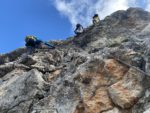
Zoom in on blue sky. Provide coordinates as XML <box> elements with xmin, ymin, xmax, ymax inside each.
<box><xmin>0</xmin><ymin>0</ymin><xmax>149</xmax><ymax>53</ymax></box>
<box><xmin>0</xmin><ymin>0</ymin><xmax>72</xmax><ymax>53</ymax></box>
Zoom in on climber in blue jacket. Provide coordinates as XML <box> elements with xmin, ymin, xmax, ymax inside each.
<box><xmin>25</xmin><ymin>36</ymin><xmax>55</xmax><ymax>49</ymax></box>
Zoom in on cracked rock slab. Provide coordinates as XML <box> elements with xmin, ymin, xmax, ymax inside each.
<box><xmin>108</xmin><ymin>68</ymin><xmax>145</xmax><ymax>109</ymax></box>
<box><xmin>0</xmin><ymin>69</ymin><xmax>46</xmax><ymax>113</ymax></box>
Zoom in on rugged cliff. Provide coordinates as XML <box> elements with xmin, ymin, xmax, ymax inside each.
<box><xmin>0</xmin><ymin>7</ymin><xmax>150</xmax><ymax>113</ymax></box>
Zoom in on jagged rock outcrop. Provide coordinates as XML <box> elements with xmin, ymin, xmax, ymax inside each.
<box><xmin>0</xmin><ymin>7</ymin><xmax>150</xmax><ymax>113</ymax></box>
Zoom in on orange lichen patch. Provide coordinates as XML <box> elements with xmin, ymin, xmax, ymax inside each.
<box><xmin>108</xmin><ymin>81</ymin><xmax>140</xmax><ymax>109</ymax></box>
<box><xmin>74</xmin><ymin>59</ymin><xmax>135</xmax><ymax>113</ymax></box>
<box><xmin>80</xmin><ymin>72</ymin><xmax>110</xmax><ymax>87</ymax></box>
<box><xmin>82</xmin><ymin>88</ymin><xmax>113</xmax><ymax>113</ymax></box>
<box><xmin>104</xmin><ymin>59</ymin><xmax>129</xmax><ymax>80</ymax></box>
<box><xmin>77</xmin><ymin>59</ymin><xmax>130</xmax><ymax>88</ymax></box>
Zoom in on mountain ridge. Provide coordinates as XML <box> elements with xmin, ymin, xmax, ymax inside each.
<box><xmin>0</xmin><ymin>7</ymin><xmax>150</xmax><ymax>113</ymax></box>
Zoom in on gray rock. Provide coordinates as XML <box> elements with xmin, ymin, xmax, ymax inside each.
<box><xmin>1</xmin><ymin>7</ymin><xmax>150</xmax><ymax>113</ymax></box>
<box><xmin>0</xmin><ymin>69</ymin><xmax>46</xmax><ymax>113</ymax></box>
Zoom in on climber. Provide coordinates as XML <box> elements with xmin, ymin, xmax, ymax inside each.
<box><xmin>25</xmin><ymin>36</ymin><xmax>55</xmax><ymax>49</ymax></box>
<box><xmin>93</xmin><ymin>14</ymin><xmax>100</xmax><ymax>25</ymax></box>
<box><xmin>74</xmin><ymin>24</ymin><xmax>84</xmax><ymax>35</ymax></box>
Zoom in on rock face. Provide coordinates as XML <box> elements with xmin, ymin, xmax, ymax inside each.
<box><xmin>108</xmin><ymin>68</ymin><xmax>144</xmax><ymax>109</ymax></box>
<box><xmin>0</xmin><ymin>7</ymin><xmax>150</xmax><ymax>113</ymax></box>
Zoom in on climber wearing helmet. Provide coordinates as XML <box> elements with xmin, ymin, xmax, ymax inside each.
<box><xmin>93</xmin><ymin>14</ymin><xmax>100</xmax><ymax>25</ymax></box>
<box><xmin>74</xmin><ymin>24</ymin><xmax>84</xmax><ymax>35</ymax></box>
<box><xmin>25</xmin><ymin>35</ymin><xmax>55</xmax><ymax>49</ymax></box>
<box><xmin>25</xmin><ymin>36</ymin><xmax>41</xmax><ymax>48</ymax></box>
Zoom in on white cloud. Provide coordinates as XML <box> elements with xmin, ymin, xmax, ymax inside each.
<box><xmin>52</xmin><ymin>0</ymin><xmax>147</xmax><ymax>28</ymax></box>
<box><xmin>146</xmin><ymin>0</ymin><xmax>150</xmax><ymax>11</ymax></box>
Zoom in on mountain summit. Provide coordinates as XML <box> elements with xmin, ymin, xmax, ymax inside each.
<box><xmin>0</xmin><ymin>7</ymin><xmax>150</xmax><ymax>113</ymax></box>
